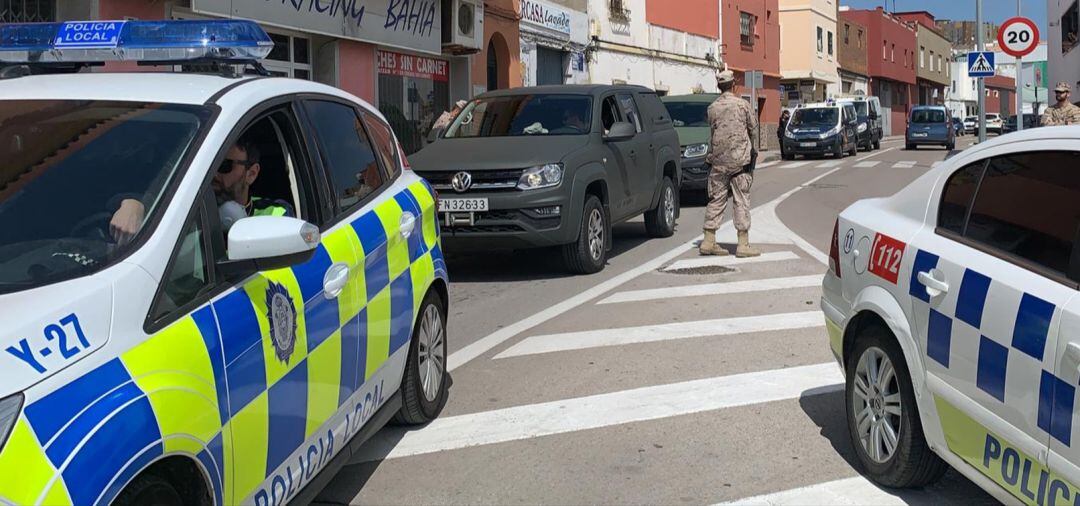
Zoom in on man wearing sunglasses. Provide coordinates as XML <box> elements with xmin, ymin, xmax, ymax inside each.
<box><xmin>109</xmin><ymin>139</ymin><xmax>293</xmax><ymax>244</ymax></box>
<box><xmin>1040</xmin><ymin>82</ymin><xmax>1080</xmax><ymax>126</ymax></box>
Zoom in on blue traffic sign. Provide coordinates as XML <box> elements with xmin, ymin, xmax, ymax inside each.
<box><xmin>967</xmin><ymin>51</ymin><xmax>996</xmax><ymax>78</ymax></box>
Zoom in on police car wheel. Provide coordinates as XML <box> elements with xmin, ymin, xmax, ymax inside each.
<box><xmin>394</xmin><ymin>290</ymin><xmax>448</xmax><ymax>425</ymax></box>
<box><xmin>562</xmin><ymin>195</ymin><xmax>607</xmax><ymax>274</ymax></box>
<box><xmin>114</xmin><ymin>473</ymin><xmax>184</xmax><ymax>506</ymax></box>
<box><xmin>845</xmin><ymin>326</ymin><xmax>948</xmax><ymax>488</ymax></box>
<box><xmin>645</xmin><ymin>177</ymin><xmax>677</xmax><ymax>238</ymax></box>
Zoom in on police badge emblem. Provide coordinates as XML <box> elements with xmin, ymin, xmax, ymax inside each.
<box><xmin>265</xmin><ymin>281</ymin><xmax>297</xmax><ymax>364</ymax></box>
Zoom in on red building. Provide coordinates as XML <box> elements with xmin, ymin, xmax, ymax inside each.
<box><xmin>841</xmin><ymin>8</ymin><xmax>918</xmax><ymax>136</ymax></box>
<box><xmin>720</xmin><ymin>0</ymin><xmax>782</xmax><ymax>149</ymax></box>
<box><xmin>985</xmin><ymin>75</ymin><xmax>1017</xmax><ymax>117</ymax></box>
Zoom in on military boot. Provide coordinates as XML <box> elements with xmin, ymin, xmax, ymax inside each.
<box><xmin>699</xmin><ymin>229</ymin><xmax>729</xmax><ymax>256</ymax></box>
<box><xmin>736</xmin><ymin>230</ymin><xmax>761</xmax><ymax>258</ymax></box>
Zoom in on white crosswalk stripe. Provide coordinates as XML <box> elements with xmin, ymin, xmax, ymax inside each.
<box><xmin>352</xmin><ymin>363</ymin><xmax>843</xmax><ymax>462</ymax></box>
<box><xmin>853</xmin><ymin>161</ymin><xmax>880</xmax><ymax>168</ymax></box>
<box><xmin>717</xmin><ymin>476</ymin><xmax>944</xmax><ymax>505</ymax></box>
<box><xmin>598</xmin><ymin>274</ymin><xmax>824</xmax><ymax>304</ymax></box>
<box><xmin>662</xmin><ymin>251</ymin><xmax>800</xmax><ymax>272</ymax></box>
<box><xmin>816</xmin><ymin>159</ymin><xmax>843</xmax><ymax>168</ymax></box>
<box><xmin>780</xmin><ymin>161</ymin><xmax>811</xmax><ymax>168</ymax></box>
<box><xmin>892</xmin><ymin>161</ymin><xmax>917</xmax><ymax>168</ymax></box>
<box><xmin>494</xmin><ymin>311</ymin><xmax>824</xmax><ymax>358</ymax></box>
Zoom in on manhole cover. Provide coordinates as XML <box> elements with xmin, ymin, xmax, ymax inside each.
<box><xmin>661</xmin><ymin>265</ymin><xmax>737</xmax><ymax>275</ymax></box>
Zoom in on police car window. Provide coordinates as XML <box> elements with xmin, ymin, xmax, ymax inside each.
<box><xmin>938</xmin><ymin>162</ymin><xmax>986</xmax><ymax>235</ymax></box>
<box><xmin>965</xmin><ymin>152</ymin><xmax>1080</xmax><ymax>278</ymax></box>
<box><xmin>362</xmin><ymin>113</ymin><xmax>402</xmax><ymax>180</ymax></box>
<box><xmin>0</xmin><ymin>100</ymin><xmax>210</xmax><ymax>295</ymax></box>
<box><xmin>304</xmin><ymin>100</ymin><xmax>385</xmax><ymax>214</ymax></box>
<box><xmin>151</xmin><ymin>211</ymin><xmax>209</xmax><ymax>322</ymax></box>
<box><xmin>617</xmin><ymin>93</ymin><xmax>642</xmax><ymax>133</ymax></box>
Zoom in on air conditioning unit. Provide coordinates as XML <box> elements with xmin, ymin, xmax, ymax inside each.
<box><xmin>443</xmin><ymin>0</ymin><xmax>483</xmax><ymax>55</ymax></box>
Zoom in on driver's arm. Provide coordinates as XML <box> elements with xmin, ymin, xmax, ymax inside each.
<box><xmin>110</xmin><ymin>198</ymin><xmax>145</xmax><ymax>245</ymax></box>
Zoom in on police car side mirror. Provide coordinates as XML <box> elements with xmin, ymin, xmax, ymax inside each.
<box><xmin>219</xmin><ymin>216</ymin><xmax>320</xmax><ymax>276</ymax></box>
<box><xmin>604</xmin><ymin>121</ymin><xmax>636</xmax><ymax>142</ymax></box>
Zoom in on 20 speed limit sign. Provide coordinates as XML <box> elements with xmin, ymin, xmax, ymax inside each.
<box><xmin>998</xmin><ymin>17</ymin><xmax>1040</xmax><ymax>58</ymax></box>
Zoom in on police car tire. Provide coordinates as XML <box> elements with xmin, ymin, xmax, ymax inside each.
<box><xmin>394</xmin><ymin>290</ymin><xmax>448</xmax><ymax>425</ymax></box>
<box><xmin>645</xmin><ymin>177</ymin><xmax>677</xmax><ymax>238</ymax></box>
<box><xmin>845</xmin><ymin>326</ymin><xmax>949</xmax><ymax>488</ymax></box>
<box><xmin>562</xmin><ymin>195</ymin><xmax>607</xmax><ymax>274</ymax></box>
<box><xmin>114</xmin><ymin>473</ymin><xmax>184</xmax><ymax>506</ymax></box>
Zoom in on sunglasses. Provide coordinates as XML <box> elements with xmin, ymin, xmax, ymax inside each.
<box><xmin>217</xmin><ymin>158</ymin><xmax>255</xmax><ymax>174</ymax></box>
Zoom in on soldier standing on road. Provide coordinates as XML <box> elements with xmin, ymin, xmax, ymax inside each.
<box><xmin>1041</xmin><ymin>82</ymin><xmax>1080</xmax><ymax>126</ymax></box>
<box><xmin>699</xmin><ymin>66</ymin><xmax>761</xmax><ymax>258</ymax></box>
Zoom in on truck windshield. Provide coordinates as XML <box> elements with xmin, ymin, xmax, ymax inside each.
<box><xmin>791</xmin><ymin>108</ymin><xmax>838</xmax><ymax>126</ymax></box>
<box><xmin>664</xmin><ymin>102</ymin><xmax>710</xmax><ymax>127</ymax></box>
<box><xmin>912</xmin><ymin>109</ymin><xmax>947</xmax><ymax>123</ymax></box>
<box><xmin>851</xmin><ymin>102</ymin><xmax>868</xmax><ymax>116</ymax></box>
<box><xmin>0</xmin><ymin>100</ymin><xmax>211</xmax><ymax>294</ymax></box>
<box><xmin>445</xmin><ymin>94</ymin><xmax>593</xmax><ymax>137</ymax></box>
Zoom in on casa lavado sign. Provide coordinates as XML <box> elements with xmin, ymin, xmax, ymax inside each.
<box><xmin>520</xmin><ymin>0</ymin><xmax>572</xmax><ymax>35</ymax></box>
<box><xmin>191</xmin><ymin>0</ymin><xmax>442</xmax><ymax>55</ymax></box>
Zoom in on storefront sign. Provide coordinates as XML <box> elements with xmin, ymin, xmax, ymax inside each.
<box><xmin>520</xmin><ymin>0</ymin><xmax>572</xmax><ymax>36</ymax></box>
<box><xmin>377</xmin><ymin>50</ymin><xmax>448</xmax><ymax>81</ymax></box>
<box><xmin>192</xmin><ymin>0</ymin><xmax>442</xmax><ymax>55</ymax></box>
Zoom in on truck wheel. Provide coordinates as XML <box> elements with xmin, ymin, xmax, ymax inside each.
<box><xmin>781</xmin><ymin>151</ymin><xmax>794</xmax><ymax>161</ymax></box>
<box><xmin>644</xmin><ymin>177</ymin><xmax>677</xmax><ymax>238</ymax></box>
<box><xmin>845</xmin><ymin>325</ymin><xmax>948</xmax><ymax>488</ymax></box>
<box><xmin>562</xmin><ymin>195</ymin><xmax>607</xmax><ymax>274</ymax></box>
<box><xmin>115</xmin><ymin>474</ymin><xmax>183</xmax><ymax>506</ymax></box>
<box><xmin>873</xmin><ymin>136</ymin><xmax>881</xmax><ymax>150</ymax></box>
<box><xmin>394</xmin><ymin>290</ymin><xmax>448</xmax><ymax>425</ymax></box>
<box><xmin>849</xmin><ymin>141</ymin><xmax>858</xmax><ymax>157</ymax></box>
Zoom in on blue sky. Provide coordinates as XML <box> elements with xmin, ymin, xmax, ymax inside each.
<box><xmin>840</xmin><ymin>1</ymin><xmax>1048</xmax><ymax>30</ymax></box>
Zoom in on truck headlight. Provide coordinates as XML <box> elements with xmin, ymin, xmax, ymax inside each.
<box><xmin>0</xmin><ymin>393</ymin><xmax>22</xmax><ymax>452</ymax></box>
<box><xmin>819</xmin><ymin>126</ymin><xmax>841</xmax><ymax>140</ymax></box>
<box><xmin>784</xmin><ymin>129</ymin><xmax>796</xmax><ymax>139</ymax></box>
<box><xmin>857</xmin><ymin>123</ymin><xmax>868</xmax><ymax>133</ymax></box>
<box><xmin>682</xmin><ymin>143</ymin><xmax>708</xmax><ymax>158</ymax></box>
<box><xmin>517</xmin><ymin>163</ymin><xmax>564</xmax><ymax>190</ymax></box>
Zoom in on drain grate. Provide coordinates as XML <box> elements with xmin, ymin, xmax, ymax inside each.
<box><xmin>660</xmin><ymin>265</ymin><xmax>737</xmax><ymax>275</ymax></box>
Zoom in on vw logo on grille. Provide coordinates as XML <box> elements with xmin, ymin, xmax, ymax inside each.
<box><xmin>451</xmin><ymin>171</ymin><xmax>473</xmax><ymax>192</ymax></box>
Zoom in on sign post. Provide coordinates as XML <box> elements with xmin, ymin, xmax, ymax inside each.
<box><xmin>998</xmin><ymin>16</ymin><xmax>1040</xmax><ymax>131</ymax></box>
<box><xmin>976</xmin><ymin>0</ymin><xmax>985</xmax><ymax>142</ymax></box>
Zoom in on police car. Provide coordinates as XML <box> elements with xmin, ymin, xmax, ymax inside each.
<box><xmin>0</xmin><ymin>20</ymin><xmax>449</xmax><ymax>506</ymax></box>
<box><xmin>822</xmin><ymin>126</ymin><xmax>1080</xmax><ymax>504</ymax></box>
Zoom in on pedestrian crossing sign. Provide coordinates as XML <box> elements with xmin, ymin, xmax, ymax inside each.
<box><xmin>967</xmin><ymin>51</ymin><xmax>996</xmax><ymax>78</ymax></box>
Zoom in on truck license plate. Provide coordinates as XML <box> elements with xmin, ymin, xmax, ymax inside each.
<box><xmin>800</xmin><ymin>142</ymin><xmax>816</xmax><ymax>147</ymax></box>
<box><xmin>438</xmin><ymin>198</ymin><xmax>489</xmax><ymax>212</ymax></box>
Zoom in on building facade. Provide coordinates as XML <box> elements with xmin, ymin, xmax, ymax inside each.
<box><xmin>474</xmin><ymin>0</ymin><xmax>523</xmax><ymax>95</ymax></box>
<box><xmin>1050</xmin><ymin>0</ymin><xmax>1080</xmax><ymax>101</ymax></box>
<box><xmin>778</xmin><ymin>0</ymin><xmax>840</xmax><ymax>106</ymax></box>
<box><xmin>935</xmin><ymin>19</ymin><xmax>1000</xmax><ymax>52</ymax></box>
<box><xmin>587</xmin><ymin>0</ymin><xmax>720</xmax><ymax>95</ymax></box>
<box><xmin>842</xmin><ymin>7</ymin><xmax>917</xmax><ymax>136</ymax></box>
<box><xmin>837</xmin><ymin>16</ymin><xmax>870</xmax><ymax>96</ymax></box>
<box><xmin>519</xmin><ymin>0</ymin><xmax>589</xmax><ymax>86</ymax></box>
<box><xmin>720</xmin><ymin>0</ymin><xmax>782</xmax><ymax>149</ymax></box>
<box><xmin>895</xmin><ymin>11</ymin><xmax>950</xmax><ymax>106</ymax></box>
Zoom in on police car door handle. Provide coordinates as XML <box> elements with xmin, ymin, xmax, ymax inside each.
<box><xmin>400</xmin><ymin>212</ymin><xmax>416</xmax><ymax>239</ymax></box>
<box><xmin>323</xmin><ymin>263</ymin><xmax>350</xmax><ymax>299</ymax></box>
<box><xmin>917</xmin><ymin>270</ymin><xmax>949</xmax><ymax>297</ymax></box>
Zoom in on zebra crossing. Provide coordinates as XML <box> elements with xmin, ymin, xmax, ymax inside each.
<box><xmin>775</xmin><ymin>158</ymin><xmax>936</xmax><ymax>169</ymax></box>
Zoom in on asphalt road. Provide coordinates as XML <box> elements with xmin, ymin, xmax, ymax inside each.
<box><xmin>312</xmin><ymin>134</ymin><xmax>1002</xmax><ymax>505</ymax></box>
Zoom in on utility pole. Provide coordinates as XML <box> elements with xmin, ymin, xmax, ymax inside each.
<box><xmin>1016</xmin><ymin>0</ymin><xmax>1024</xmax><ymax>132</ymax></box>
<box><xmin>977</xmin><ymin>0</ymin><xmax>987</xmax><ymax>142</ymax></box>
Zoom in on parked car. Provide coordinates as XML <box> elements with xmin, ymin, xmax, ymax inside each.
<box><xmin>411</xmin><ymin>85</ymin><xmax>682</xmax><ymax>274</ymax></box>
<box><xmin>906</xmin><ymin>105</ymin><xmax>955</xmax><ymax>150</ymax></box>
<box><xmin>951</xmin><ymin>117</ymin><xmax>964</xmax><ymax>136</ymax></box>
<box><xmin>836</xmin><ymin>96</ymin><xmax>883</xmax><ymax>150</ymax></box>
<box><xmin>661</xmin><ymin>93</ymin><xmax>717</xmax><ymax>192</ymax></box>
<box><xmin>781</xmin><ymin>102</ymin><xmax>860</xmax><ymax>160</ymax></box>
<box><xmin>986</xmin><ymin>113</ymin><xmax>1003</xmax><ymax>134</ymax></box>
<box><xmin>963</xmin><ymin>116</ymin><xmax>977</xmax><ymax>134</ymax></box>
<box><xmin>1002</xmin><ymin>113</ymin><xmax>1040</xmax><ymax>134</ymax></box>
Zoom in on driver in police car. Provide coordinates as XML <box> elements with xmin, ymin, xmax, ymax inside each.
<box><xmin>109</xmin><ymin>138</ymin><xmax>293</xmax><ymax>244</ymax></box>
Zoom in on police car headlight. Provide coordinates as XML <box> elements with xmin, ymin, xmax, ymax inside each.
<box><xmin>517</xmin><ymin>163</ymin><xmax>564</xmax><ymax>190</ymax></box>
<box><xmin>0</xmin><ymin>393</ymin><xmax>22</xmax><ymax>451</ymax></box>
<box><xmin>682</xmin><ymin>143</ymin><xmax>708</xmax><ymax>158</ymax></box>
<box><xmin>819</xmin><ymin>126</ymin><xmax>842</xmax><ymax>139</ymax></box>
<box><xmin>857</xmin><ymin>123</ymin><xmax>868</xmax><ymax>133</ymax></box>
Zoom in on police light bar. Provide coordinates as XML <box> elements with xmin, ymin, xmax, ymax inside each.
<box><xmin>0</xmin><ymin>19</ymin><xmax>273</xmax><ymax>65</ymax></box>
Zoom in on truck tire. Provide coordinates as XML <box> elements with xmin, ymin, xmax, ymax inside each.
<box><xmin>562</xmin><ymin>195</ymin><xmax>607</xmax><ymax>274</ymax></box>
<box><xmin>644</xmin><ymin>176</ymin><xmax>677</xmax><ymax>238</ymax></box>
<box><xmin>845</xmin><ymin>325</ymin><xmax>949</xmax><ymax>488</ymax></box>
<box><xmin>394</xmin><ymin>290</ymin><xmax>448</xmax><ymax>425</ymax></box>
<box><xmin>873</xmin><ymin>135</ymin><xmax>881</xmax><ymax>150</ymax></box>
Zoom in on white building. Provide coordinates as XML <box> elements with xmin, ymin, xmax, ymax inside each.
<box><xmin>1049</xmin><ymin>0</ymin><xmax>1080</xmax><ymax>102</ymax></box>
<box><xmin>586</xmin><ymin>0</ymin><xmax>720</xmax><ymax>95</ymax></box>
<box><xmin>520</xmin><ymin>0</ymin><xmax>591</xmax><ymax>86</ymax></box>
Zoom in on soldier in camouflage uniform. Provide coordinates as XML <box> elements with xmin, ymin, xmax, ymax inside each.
<box><xmin>1041</xmin><ymin>82</ymin><xmax>1080</xmax><ymax>126</ymax></box>
<box><xmin>700</xmin><ymin>66</ymin><xmax>761</xmax><ymax>258</ymax></box>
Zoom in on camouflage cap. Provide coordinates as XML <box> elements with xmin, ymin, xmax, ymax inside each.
<box><xmin>1055</xmin><ymin>81</ymin><xmax>1071</xmax><ymax>92</ymax></box>
<box><xmin>715</xmin><ymin>66</ymin><xmax>735</xmax><ymax>85</ymax></box>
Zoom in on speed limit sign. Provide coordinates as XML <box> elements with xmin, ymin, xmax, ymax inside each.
<box><xmin>998</xmin><ymin>17</ymin><xmax>1040</xmax><ymax>58</ymax></box>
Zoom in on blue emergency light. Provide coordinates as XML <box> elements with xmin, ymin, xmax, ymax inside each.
<box><xmin>0</xmin><ymin>19</ymin><xmax>273</xmax><ymax>65</ymax></box>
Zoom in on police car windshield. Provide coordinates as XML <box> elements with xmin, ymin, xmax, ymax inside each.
<box><xmin>791</xmin><ymin>108</ymin><xmax>838</xmax><ymax>126</ymax></box>
<box><xmin>444</xmin><ymin>94</ymin><xmax>594</xmax><ymax>137</ymax></box>
<box><xmin>664</xmin><ymin>101</ymin><xmax>709</xmax><ymax>127</ymax></box>
<box><xmin>0</xmin><ymin>100</ymin><xmax>211</xmax><ymax>294</ymax></box>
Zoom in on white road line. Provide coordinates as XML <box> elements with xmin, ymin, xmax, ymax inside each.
<box><xmin>717</xmin><ymin>476</ymin><xmax>946</xmax><ymax>505</ymax></box>
<box><xmin>780</xmin><ymin>161</ymin><xmax>811</xmax><ymax>168</ymax></box>
<box><xmin>494</xmin><ymin>311</ymin><xmax>824</xmax><ymax>358</ymax></box>
<box><xmin>853</xmin><ymin>161</ymin><xmax>880</xmax><ymax>168</ymax></box>
<box><xmin>662</xmin><ymin>251</ymin><xmax>800</xmax><ymax>272</ymax></box>
<box><xmin>892</xmin><ymin>161</ymin><xmax>917</xmax><ymax>168</ymax></box>
<box><xmin>816</xmin><ymin>160</ymin><xmax>843</xmax><ymax>168</ymax></box>
<box><xmin>352</xmin><ymin>363</ymin><xmax>843</xmax><ymax>462</ymax></box>
<box><xmin>598</xmin><ymin>274</ymin><xmax>825</xmax><ymax>304</ymax></box>
<box><xmin>756</xmin><ymin>160</ymin><xmax>781</xmax><ymax>169</ymax></box>
<box><xmin>932</xmin><ymin>161</ymin><xmax>943</xmax><ymax>167</ymax></box>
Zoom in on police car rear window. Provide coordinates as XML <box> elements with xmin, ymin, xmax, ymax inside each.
<box><xmin>0</xmin><ymin>100</ymin><xmax>211</xmax><ymax>294</ymax></box>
